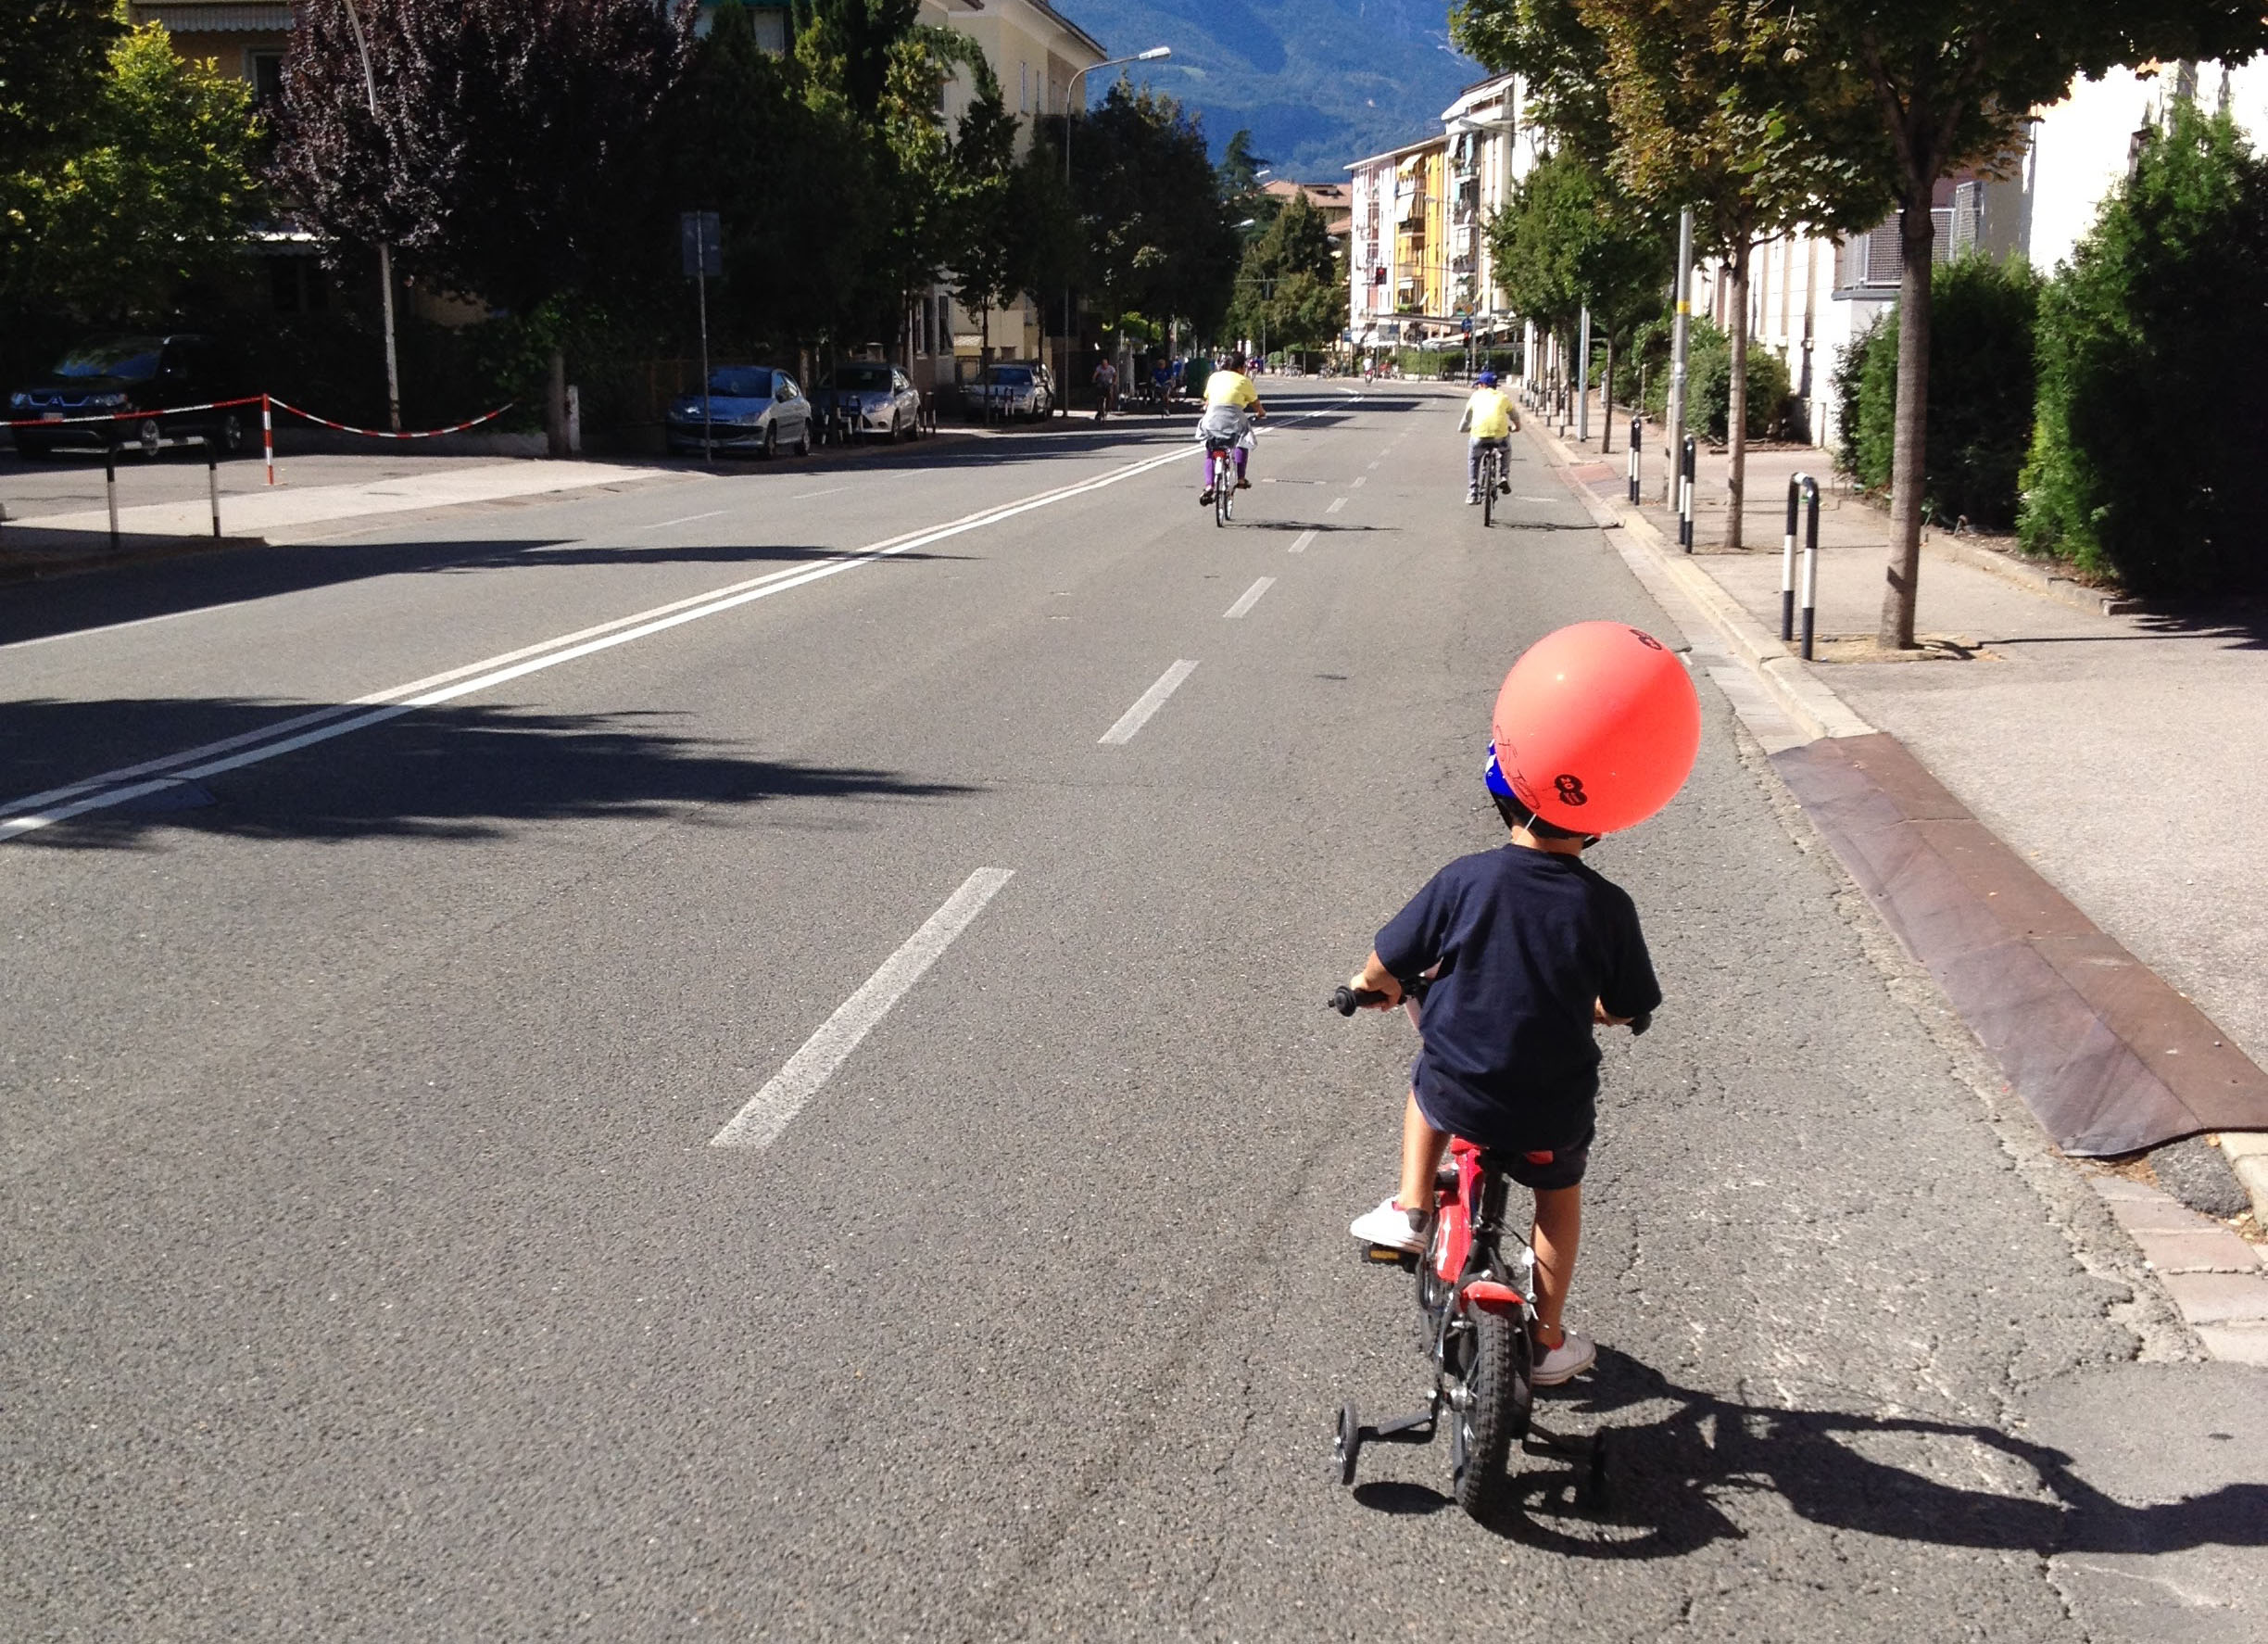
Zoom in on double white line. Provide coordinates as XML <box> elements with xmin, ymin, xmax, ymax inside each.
<box><xmin>1</xmin><ymin>443</ymin><xmax>1198</xmax><ymax>843</ymax></box>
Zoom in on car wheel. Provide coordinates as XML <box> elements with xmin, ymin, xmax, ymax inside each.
<box><xmin>215</xmin><ymin>411</ymin><xmax>246</xmax><ymax>456</ymax></box>
<box><xmin>135</xmin><ymin>418</ymin><xmax>162</xmax><ymax>458</ymax></box>
<box><xmin>762</xmin><ymin>424</ymin><xmax>777</xmax><ymax>461</ymax></box>
<box><xmin>795</xmin><ymin>423</ymin><xmax>811</xmax><ymax>458</ymax></box>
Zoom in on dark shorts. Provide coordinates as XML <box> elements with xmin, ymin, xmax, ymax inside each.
<box><xmin>1413</xmin><ymin>1062</ymin><xmax>1593</xmax><ymax>1190</ymax></box>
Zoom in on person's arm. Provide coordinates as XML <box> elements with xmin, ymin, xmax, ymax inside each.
<box><xmin>1457</xmin><ymin>406</ymin><xmax>1473</xmax><ymax>433</ymax></box>
<box><xmin>1347</xmin><ymin>949</ymin><xmax>1403</xmax><ymax>1008</ymax></box>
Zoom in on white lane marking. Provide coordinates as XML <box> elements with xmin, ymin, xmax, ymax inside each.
<box><xmin>1289</xmin><ymin>529</ymin><xmax>1317</xmax><ymax>554</ymax></box>
<box><xmin>2</xmin><ymin>447</ymin><xmax>1200</xmax><ymax>841</ymax></box>
<box><xmin>1326</xmin><ymin>497</ymin><xmax>1348</xmax><ymax>514</ymax></box>
<box><xmin>628</xmin><ymin>510</ymin><xmax>726</xmax><ymax>532</ymax></box>
<box><xmin>1351</xmin><ymin>475</ymin><xmax>1367</xmax><ymax>488</ymax></box>
<box><xmin>1367</xmin><ymin>461</ymin><xmax>1380</xmax><ymax>471</ymax></box>
<box><xmin>710</xmin><ymin>867</ymin><xmax>1014</xmax><ymax>1150</ymax></box>
<box><xmin>1223</xmin><ymin>577</ymin><xmax>1275</xmax><ymax>620</ymax></box>
<box><xmin>789</xmin><ymin>487</ymin><xmax>847</xmax><ymax>500</ymax></box>
<box><xmin>1098</xmin><ymin>660</ymin><xmax>1198</xmax><ymax>745</ymax></box>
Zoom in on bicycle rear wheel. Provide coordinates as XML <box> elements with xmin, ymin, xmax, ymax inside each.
<box><xmin>1215</xmin><ymin>467</ymin><xmax>1232</xmax><ymax>525</ymax></box>
<box><xmin>1449</xmin><ymin>1300</ymin><xmax>1533</xmax><ymax>1520</ymax></box>
<box><xmin>1482</xmin><ymin>459</ymin><xmax>1496</xmax><ymax>526</ymax></box>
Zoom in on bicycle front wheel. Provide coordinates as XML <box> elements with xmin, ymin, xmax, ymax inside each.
<box><xmin>1450</xmin><ymin>1303</ymin><xmax>1533</xmax><ymax>1520</ymax></box>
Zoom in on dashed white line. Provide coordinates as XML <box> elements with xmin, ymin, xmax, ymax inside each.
<box><xmin>709</xmin><ymin>867</ymin><xmax>1015</xmax><ymax>1150</ymax></box>
<box><xmin>629</xmin><ymin>510</ymin><xmax>725</xmax><ymax>532</ymax></box>
<box><xmin>1351</xmin><ymin>475</ymin><xmax>1367</xmax><ymax>488</ymax></box>
<box><xmin>1099</xmin><ymin>660</ymin><xmax>1199</xmax><ymax>745</ymax></box>
<box><xmin>1289</xmin><ymin>529</ymin><xmax>1317</xmax><ymax>554</ymax></box>
<box><xmin>789</xmin><ymin>487</ymin><xmax>848</xmax><ymax>500</ymax></box>
<box><xmin>1223</xmin><ymin>577</ymin><xmax>1275</xmax><ymax>620</ymax></box>
<box><xmin>1326</xmin><ymin>497</ymin><xmax>1348</xmax><ymax>514</ymax></box>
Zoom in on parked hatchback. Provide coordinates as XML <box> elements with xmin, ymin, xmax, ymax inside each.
<box><xmin>665</xmin><ymin>365</ymin><xmax>812</xmax><ymax>458</ymax></box>
<box><xmin>815</xmin><ymin>361</ymin><xmax>923</xmax><ymax>440</ymax></box>
<box><xmin>8</xmin><ymin>335</ymin><xmax>249</xmax><ymax>460</ymax></box>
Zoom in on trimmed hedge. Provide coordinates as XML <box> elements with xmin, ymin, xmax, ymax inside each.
<box><xmin>1839</xmin><ymin>255</ymin><xmax>2041</xmax><ymax>530</ymax></box>
<box><xmin>2019</xmin><ymin>105</ymin><xmax>2268</xmax><ymax>593</ymax></box>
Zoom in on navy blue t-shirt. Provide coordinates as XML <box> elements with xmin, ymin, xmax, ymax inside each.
<box><xmin>1375</xmin><ymin>845</ymin><xmax>1660</xmax><ymax>1153</ymax></box>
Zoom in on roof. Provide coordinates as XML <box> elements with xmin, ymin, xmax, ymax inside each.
<box><xmin>1343</xmin><ymin>133</ymin><xmax>1449</xmax><ymax>172</ymax></box>
<box><xmin>1019</xmin><ymin>0</ymin><xmax>1107</xmax><ymax>62</ymax></box>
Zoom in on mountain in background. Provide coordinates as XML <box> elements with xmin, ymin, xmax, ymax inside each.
<box><xmin>1052</xmin><ymin>0</ymin><xmax>1483</xmax><ymax>179</ymax></box>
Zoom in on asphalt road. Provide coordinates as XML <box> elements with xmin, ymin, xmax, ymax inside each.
<box><xmin>3</xmin><ymin>386</ymin><xmax>2255</xmax><ymax>1640</ymax></box>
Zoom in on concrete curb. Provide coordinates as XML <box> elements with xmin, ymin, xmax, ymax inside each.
<box><xmin>2090</xmin><ymin>1174</ymin><xmax>2268</xmax><ymax>1365</ymax></box>
<box><xmin>2224</xmin><ymin>1132</ymin><xmax>2268</xmax><ymax>1228</ymax></box>
<box><xmin>1521</xmin><ymin>423</ymin><xmax>1871</xmax><ymax>744</ymax></box>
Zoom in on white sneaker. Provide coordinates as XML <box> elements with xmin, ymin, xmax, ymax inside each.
<box><xmin>1531</xmin><ymin>1330</ymin><xmax>1596</xmax><ymax>1386</ymax></box>
<box><xmin>1350</xmin><ymin>1197</ymin><xmax>1428</xmax><ymax>1254</ymax></box>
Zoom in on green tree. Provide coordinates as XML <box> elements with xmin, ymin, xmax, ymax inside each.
<box><xmin>1451</xmin><ymin>0</ymin><xmax>1613</xmax><ymax>165</ymax></box>
<box><xmin>0</xmin><ymin>0</ymin><xmax>120</xmax><ymax>171</ymax></box>
<box><xmin>1790</xmin><ymin>0</ymin><xmax>2268</xmax><ymax>642</ymax></box>
<box><xmin>946</xmin><ymin>61</ymin><xmax>1023</xmax><ymax>359</ymax></box>
<box><xmin>1567</xmin><ymin>0</ymin><xmax>1886</xmax><ymax>547</ymax></box>
<box><xmin>1228</xmin><ymin>192</ymin><xmax>1344</xmax><ymax>354</ymax></box>
<box><xmin>0</xmin><ymin>16</ymin><xmax>262</xmax><ymax>322</ymax></box>
<box><xmin>1064</xmin><ymin>82</ymin><xmax>1241</xmax><ymax>340</ymax></box>
<box><xmin>2019</xmin><ymin>104</ymin><xmax>2268</xmax><ymax>593</ymax></box>
<box><xmin>1487</xmin><ymin>145</ymin><xmax>1670</xmax><ymax>449</ymax></box>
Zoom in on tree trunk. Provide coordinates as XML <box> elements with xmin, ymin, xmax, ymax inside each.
<box><xmin>545</xmin><ymin>348</ymin><xmax>568</xmax><ymax>459</ymax></box>
<box><xmin>1724</xmin><ymin>239</ymin><xmax>1750</xmax><ymax>551</ymax></box>
<box><xmin>1601</xmin><ymin>332</ymin><xmax>1616</xmax><ymax>456</ymax></box>
<box><xmin>1878</xmin><ymin>183</ymin><xmax>1935</xmax><ymax>649</ymax></box>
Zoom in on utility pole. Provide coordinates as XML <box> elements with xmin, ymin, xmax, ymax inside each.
<box><xmin>1663</xmin><ymin>209</ymin><xmax>1693</xmax><ymax>507</ymax></box>
<box><xmin>339</xmin><ymin>0</ymin><xmax>402</xmax><ymax>433</ymax></box>
<box><xmin>1577</xmin><ymin>305</ymin><xmax>1591</xmax><ymax>444</ymax></box>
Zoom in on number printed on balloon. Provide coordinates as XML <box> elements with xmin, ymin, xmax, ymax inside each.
<box><xmin>1554</xmin><ymin>774</ymin><xmax>1589</xmax><ymax>807</ymax></box>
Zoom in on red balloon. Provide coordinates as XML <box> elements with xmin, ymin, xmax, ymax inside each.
<box><xmin>1492</xmin><ymin>621</ymin><xmax>1701</xmax><ymax>833</ymax></box>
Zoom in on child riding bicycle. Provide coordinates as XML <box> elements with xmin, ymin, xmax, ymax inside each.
<box><xmin>1458</xmin><ymin>370</ymin><xmax>1518</xmax><ymax>505</ymax></box>
<box><xmin>1346</xmin><ymin>624</ymin><xmax>1700</xmax><ymax>1389</ymax></box>
<box><xmin>1197</xmin><ymin>352</ymin><xmax>1266</xmax><ymax>508</ymax></box>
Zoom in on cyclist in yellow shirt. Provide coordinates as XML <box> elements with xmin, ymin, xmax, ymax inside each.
<box><xmin>1197</xmin><ymin>353</ymin><xmax>1266</xmax><ymax>507</ymax></box>
<box><xmin>1458</xmin><ymin>370</ymin><xmax>1518</xmax><ymax>505</ymax></box>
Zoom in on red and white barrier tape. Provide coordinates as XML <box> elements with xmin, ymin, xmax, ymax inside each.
<box><xmin>1</xmin><ymin>394</ymin><xmax>265</xmax><ymax>429</ymax></box>
<box><xmin>266</xmin><ymin>398</ymin><xmax>515</xmax><ymax>439</ymax></box>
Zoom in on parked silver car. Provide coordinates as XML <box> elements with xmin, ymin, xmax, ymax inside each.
<box><xmin>817</xmin><ymin>361</ymin><xmax>923</xmax><ymax>440</ymax></box>
<box><xmin>974</xmin><ymin>361</ymin><xmax>1054</xmax><ymax>420</ymax></box>
<box><xmin>666</xmin><ymin>366</ymin><xmax>812</xmax><ymax>458</ymax></box>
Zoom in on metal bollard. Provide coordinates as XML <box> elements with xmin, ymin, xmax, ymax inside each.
<box><xmin>105</xmin><ymin>444</ymin><xmax>120</xmax><ymax>552</ymax></box>
<box><xmin>204</xmin><ymin>436</ymin><xmax>220</xmax><ymax>538</ymax></box>
<box><xmin>1627</xmin><ymin>417</ymin><xmax>1642</xmax><ymax>503</ymax></box>
<box><xmin>1789</xmin><ymin>471</ymin><xmax>1821</xmax><ymax>660</ymax></box>
<box><xmin>1679</xmin><ymin>435</ymin><xmax>1696</xmax><ymax>551</ymax></box>
<box><xmin>262</xmin><ymin>393</ymin><xmax>275</xmax><ymax>487</ymax></box>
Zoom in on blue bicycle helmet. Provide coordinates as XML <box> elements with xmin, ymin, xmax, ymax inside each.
<box><xmin>1485</xmin><ymin>741</ymin><xmax>1593</xmax><ymax>844</ymax></box>
<box><xmin>1475</xmin><ymin>370</ymin><xmax>1498</xmax><ymax>386</ymax></box>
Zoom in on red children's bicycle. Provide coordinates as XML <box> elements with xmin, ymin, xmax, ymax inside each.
<box><xmin>1329</xmin><ymin>979</ymin><xmax>1630</xmax><ymax>1521</ymax></box>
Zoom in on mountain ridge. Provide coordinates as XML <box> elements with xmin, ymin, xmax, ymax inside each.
<box><xmin>1052</xmin><ymin>1</ymin><xmax>1485</xmax><ymax>178</ymax></box>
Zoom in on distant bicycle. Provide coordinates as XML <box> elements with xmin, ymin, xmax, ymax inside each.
<box><xmin>1477</xmin><ymin>441</ymin><xmax>1509</xmax><ymax>526</ymax></box>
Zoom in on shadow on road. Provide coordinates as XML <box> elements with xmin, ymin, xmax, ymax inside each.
<box><xmin>1352</xmin><ymin>1349</ymin><xmax>2268</xmax><ymax>1563</ymax></box>
<box><xmin>2</xmin><ymin>698</ymin><xmax>978</xmax><ymax>850</ymax></box>
<box><xmin>0</xmin><ymin>538</ymin><xmax>959</xmax><ymax>651</ymax></box>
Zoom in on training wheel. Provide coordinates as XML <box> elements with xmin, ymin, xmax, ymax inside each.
<box><xmin>1579</xmin><ymin>1430</ymin><xmax>1613</xmax><ymax>1513</ymax></box>
<box><xmin>1335</xmin><ymin>1403</ymin><xmax>1362</xmax><ymax>1486</ymax></box>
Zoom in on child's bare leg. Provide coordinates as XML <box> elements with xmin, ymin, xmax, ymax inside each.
<box><xmin>1395</xmin><ymin>1091</ymin><xmax>1449</xmax><ymax>1214</ymax></box>
<box><xmin>1529</xmin><ymin>1184</ymin><xmax>1581</xmax><ymax>1347</ymax></box>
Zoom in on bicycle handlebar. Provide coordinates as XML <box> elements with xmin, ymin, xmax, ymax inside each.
<box><xmin>1329</xmin><ymin>980</ymin><xmax>1655</xmax><ymax>1036</ymax></box>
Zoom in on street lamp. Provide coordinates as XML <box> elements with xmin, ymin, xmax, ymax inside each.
<box><xmin>338</xmin><ymin>0</ymin><xmax>403</xmax><ymax>433</ymax></box>
<box><xmin>1061</xmin><ymin>44</ymin><xmax>1169</xmax><ymax>417</ymax></box>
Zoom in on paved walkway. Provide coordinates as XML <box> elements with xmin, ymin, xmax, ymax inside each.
<box><xmin>1524</xmin><ymin>381</ymin><xmax>2268</xmax><ymax>1366</ymax></box>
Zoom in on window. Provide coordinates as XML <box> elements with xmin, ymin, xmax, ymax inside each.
<box><xmin>708</xmin><ymin>367</ymin><xmax>775</xmax><ymax>397</ymax></box>
<box><xmin>249</xmin><ymin>51</ymin><xmax>285</xmax><ymax>110</ymax></box>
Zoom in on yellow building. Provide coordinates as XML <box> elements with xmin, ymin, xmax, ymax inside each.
<box><xmin>1346</xmin><ymin>133</ymin><xmax>1452</xmax><ymax>349</ymax></box>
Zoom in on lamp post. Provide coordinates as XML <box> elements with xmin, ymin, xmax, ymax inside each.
<box><xmin>1062</xmin><ymin>44</ymin><xmax>1169</xmax><ymax>418</ymax></box>
<box><xmin>338</xmin><ymin>0</ymin><xmax>402</xmax><ymax>433</ymax></box>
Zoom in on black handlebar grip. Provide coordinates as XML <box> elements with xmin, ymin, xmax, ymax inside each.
<box><xmin>1329</xmin><ymin>985</ymin><xmax>1390</xmax><ymax>1016</ymax></box>
<box><xmin>1630</xmin><ymin>1009</ymin><xmax>1653</xmax><ymax>1037</ymax></box>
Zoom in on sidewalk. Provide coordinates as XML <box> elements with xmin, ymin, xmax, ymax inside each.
<box><xmin>1522</xmin><ymin>382</ymin><xmax>2268</xmax><ymax>1365</ymax></box>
